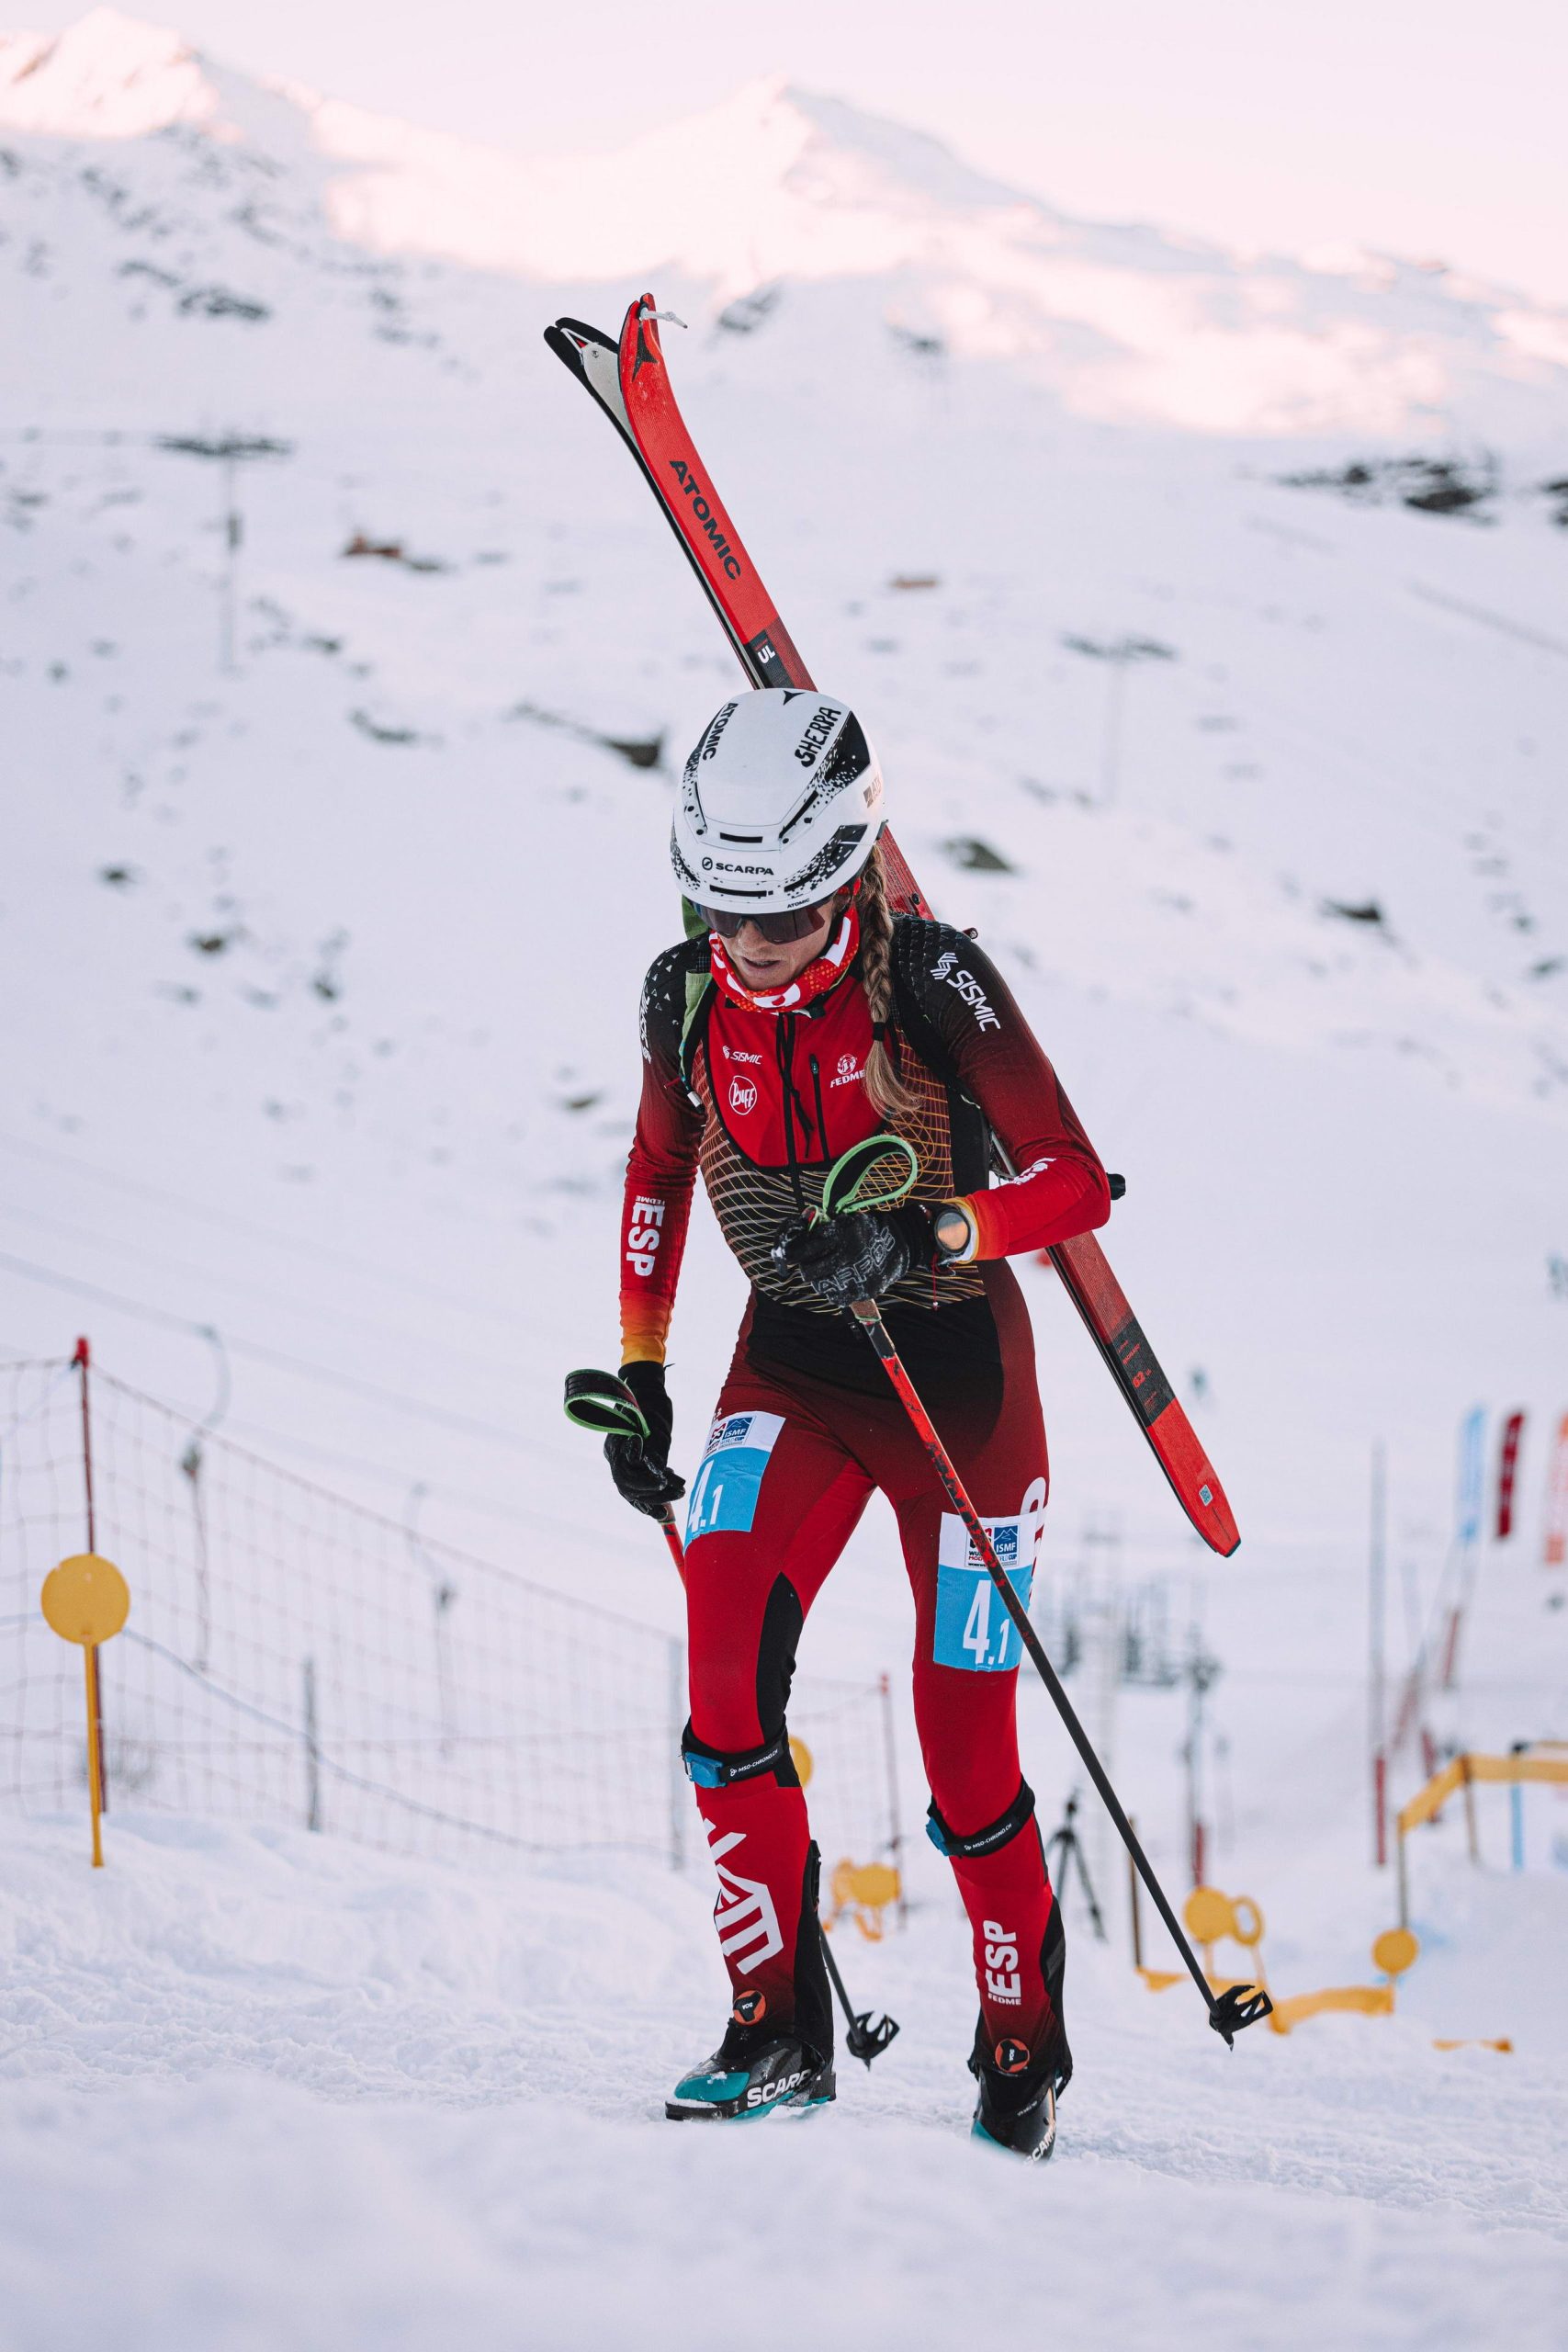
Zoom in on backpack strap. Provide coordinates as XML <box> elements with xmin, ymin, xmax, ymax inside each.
<box><xmin>678</xmin><ymin>968</ymin><xmax>716</xmax><ymax>1090</ymax></box>
<box><xmin>889</xmin><ymin>923</ymin><xmax>994</xmax><ymax>1195</ymax></box>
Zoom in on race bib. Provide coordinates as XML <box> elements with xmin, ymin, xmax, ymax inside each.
<box><xmin>684</xmin><ymin>1411</ymin><xmax>786</xmax><ymax>1543</ymax></box>
<box><xmin>932</xmin><ymin>1479</ymin><xmax>1046</xmax><ymax>1672</ymax></box>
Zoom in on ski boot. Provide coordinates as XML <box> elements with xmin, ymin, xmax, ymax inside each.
<box><xmin>666</xmin><ymin>1991</ymin><xmax>835</xmax><ymax>2122</ymax></box>
<box><xmin>969</xmin><ymin>2025</ymin><xmax>1072</xmax><ymax>2162</ymax></box>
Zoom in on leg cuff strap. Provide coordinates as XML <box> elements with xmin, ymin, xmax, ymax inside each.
<box><xmin>682</xmin><ymin>1721</ymin><xmax>795</xmax><ymax>1791</ymax></box>
<box><xmin>926</xmin><ymin>1779</ymin><xmax>1036</xmax><ymax>1860</ymax></box>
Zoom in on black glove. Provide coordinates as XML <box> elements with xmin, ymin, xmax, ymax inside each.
<box><xmin>772</xmin><ymin>1204</ymin><xmax>936</xmax><ymax>1310</ymax></box>
<box><xmin>604</xmin><ymin>1360</ymin><xmax>686</xmax><ymax>1521</ymax></box>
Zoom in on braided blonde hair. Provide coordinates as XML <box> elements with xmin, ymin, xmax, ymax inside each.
<box><xmin>858</xmin><ymin>843</ymin><xmax>919</xmax><ymax>1121</ymax></box>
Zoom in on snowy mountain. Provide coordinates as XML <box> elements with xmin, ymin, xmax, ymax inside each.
<box><xmin>3</xmin><ymin>17</ymin><xmax>1566</xmax><ymax>2343</ymax></box>
<box><xmin>7</xmin><ymin>9</ymin><xmax>1568</xmax><ymax>438</ymax></box>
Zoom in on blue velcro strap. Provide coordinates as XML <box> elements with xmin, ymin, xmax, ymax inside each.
<box><xmin>926</xmin><ymin>1780</ymin><xmax>1036</xmax><ymax>1860</ymax></box>
<box><xmin>682</xmin><ymin>1726</ymin><xmax>790</xmax><ymax>1791</ymax></box>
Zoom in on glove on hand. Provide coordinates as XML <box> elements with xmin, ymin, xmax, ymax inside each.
<box><xmin>772</xmin><ymin>1203</ymin><xmax>936</xmax><ymax>1311</ymax></box>
<box><xmin>604</xmin><ymin>1359</ymin><xmax>686</xmax><ymax>1521</ymax></box>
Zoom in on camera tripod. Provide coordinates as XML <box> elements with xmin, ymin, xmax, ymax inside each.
<box><xmin>1043</xmin><ymin>1790</ymin><xmax>1108</xmax><ymax>1942</ymax></box>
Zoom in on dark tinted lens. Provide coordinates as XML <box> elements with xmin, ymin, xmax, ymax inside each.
<box><xmin>699</xmin><ymin>899</ymin><xmax>833</xmax><ymax>945</ymax></box>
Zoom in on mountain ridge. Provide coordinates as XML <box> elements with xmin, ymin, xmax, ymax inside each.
<box><xmin>6</xmin><ymin>7</ymin><xmax>1568</xmax><ymax>441</ymax></box>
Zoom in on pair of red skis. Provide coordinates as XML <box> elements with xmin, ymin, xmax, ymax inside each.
<box><xmin>546</xmin><ymin>295</ymin><xmax>1239</xmax><ymax>1560</ymax></box>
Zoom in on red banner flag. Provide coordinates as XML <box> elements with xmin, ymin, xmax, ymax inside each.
<box><xmin>1495</xmin><ymin>1410</ymin><xmax>1526</xmax><ymax>1540</ymax></box>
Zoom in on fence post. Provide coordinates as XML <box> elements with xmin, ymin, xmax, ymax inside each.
<box><xmin>1369</xmin><ymin>1441</ymin><xmax>1388</xmax><ymax>1866</ymax></box>
<box><xmin>73</xmin><ymin>1337</ymin><xmax>108</xmax><ymax>1815</ymax></box>
<box><xmin>302</xmin><ymin>1657</ymin><xmax>321</xmax><ymax>1833</ymax></box>
<box><xmin>1461</xmin><ymin>1752</ymin><xmax>1479</xmax><ymax>1865</ymax></box>
<box><xmin>877</xmin><ymin>1672</ymin><xmax>908</xmax><ymax>1928</ymax></box>
<box><xmin>667</xmin><ymin>1635</ymin><xmax>685</xmax><ymax>1871</ymax></box>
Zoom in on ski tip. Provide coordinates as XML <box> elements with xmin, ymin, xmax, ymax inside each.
<box><xmin>621</xmin><ymin>291</ymin><xmax>669</xmax><ymax>379</ymax></box>
<box><xmin>544</xmin><ymin>317</ymin><xmax>615</xmax><ymax>369</ymax></box>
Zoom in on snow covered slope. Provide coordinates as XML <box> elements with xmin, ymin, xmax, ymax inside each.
<box><xmin>3</xmin><ymin>1812</ymin><xmax>1564</xmax><ymax>2352</ymax></box>
<box><xmin>2</xmin><ymin>17</ymin><xmax>1566</xmax><ymax>2344</ymax></box>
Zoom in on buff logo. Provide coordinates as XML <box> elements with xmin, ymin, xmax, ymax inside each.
<box><xmin>931</xmin><ymin>951</ymin><xmax>1000</xmax><ymax>1032</ymax></box>
<box><xmin>728</xmin><ymin>1077</ymin><xmax>758</xmax><ymax>1115</ymax></box>
<box><xmin>793</xmin><ymin>704</ymin><xmax>843</xmax><ymax>767</ymax></box>
<box><xmin>668</xmin><ymin>460</ymin><xmax>742</xmax><ymax>580</ymax></box>
<box><xmin>626</xmin><ymin>1195</ymin><xmax>665</xmax><ymax>1279</ymax></box>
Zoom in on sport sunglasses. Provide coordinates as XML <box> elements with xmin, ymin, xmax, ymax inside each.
<box><xmin>697</xmin><ymin>894</ymin><xmax>840</xmax><ymax>944</ymax></box>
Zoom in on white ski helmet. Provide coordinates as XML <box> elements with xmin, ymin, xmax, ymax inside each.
<box><xmin>671</xmin><ymin>688</ymin><xmax>885</xmax><ymax>915</ymax></box>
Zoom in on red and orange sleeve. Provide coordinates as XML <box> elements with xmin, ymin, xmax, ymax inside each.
<box><xmin>618</xmin><ymin>1023</ymin><xmax>702</xmax><ymax>1367</ymax></box>
<box><xmin>925</xmin><ymin>943</ymin><xmax>1111</xmax><ymax>1260</ymax></box>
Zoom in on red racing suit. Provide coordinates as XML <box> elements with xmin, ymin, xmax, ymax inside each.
<box><xmin>620</xmin><ymin>911</ymin><xmax>1111</xmax><ymax>2075</ymax></box>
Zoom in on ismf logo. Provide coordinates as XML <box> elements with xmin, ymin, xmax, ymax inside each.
<box><xmin>718</xmin><ymin>1415</ymin><xmax>754</xmax><ymax>1447</ymax></box>
<box><xmin>968</xmin><ymin>1522</ymin><xmax>1019</xmax><ymax>1567</ymax></box>
<box><xmin>728</xmin><ymin>1076</ymin><xmax>758</xmax><ymax>1114</ymax></box>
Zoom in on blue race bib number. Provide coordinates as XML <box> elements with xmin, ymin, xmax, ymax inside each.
<box><xmin>932</xmin><ymin>1485</ymin><xmax>1044</xmax><ymax>1672</ymax></box>
<box><xmin>684</xmin><ymin>1411</ymin><xmax>786</xmax><ymax>1543</ymax></box>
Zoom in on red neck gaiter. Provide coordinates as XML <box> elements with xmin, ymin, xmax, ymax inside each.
<box><xmin>708</xmin><ymin>905</ymin><xmax>862</xmax><ymax>1014</ymax></box>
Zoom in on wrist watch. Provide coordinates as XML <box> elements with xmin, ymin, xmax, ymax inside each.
<box><xmin>932</xmin><ymin>1204</ymin><xmax>974</xmax><ymax>1261</ymax></box>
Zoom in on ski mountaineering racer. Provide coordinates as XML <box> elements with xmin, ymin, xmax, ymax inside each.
<box><xmin>601</xmin><ymin>688</ymin><xmax>1113</xmax><ymax>2158</ymax></box>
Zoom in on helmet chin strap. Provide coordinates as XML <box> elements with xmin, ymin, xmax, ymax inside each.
<box><xmin>708</xmin><ymin>902</ymin><xmax>862</xmax><ymax>1013</ymax></box>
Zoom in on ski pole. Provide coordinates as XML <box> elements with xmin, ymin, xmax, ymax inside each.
<box><xmin>847</xmin><ymin>1294</ymin><xmax>1269</xmax><ymax>2045</ymax></box>
<box><xmin>815</xmin><ymin>1139</ymin><xmax>1271</xmax><ymax>2048</ymax></box>
<box><xmin>564</xmin><ymin>1366</ymin><xmax>900</xmax><ymax>2062</ymax></box>
<box><xmin>563</xmin><ymin>1367</ymin><xmax>686</xmax><ymax>1583</ymax></box>
<box><xmin>818</xmin><ymin>1914</ymin><xmax>899</xmax><ymax>2068</ymax></box>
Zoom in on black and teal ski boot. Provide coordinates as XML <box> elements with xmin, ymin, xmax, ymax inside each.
<box><xmin>969</xmin><ymin>2029</ymin><xmax>1070</xmax><ymax>2161</ymax></box>
<box><xmin>666</xmin><ymin>1993</ymin><xmax>835</xmax><ymax>2122</ymax></box>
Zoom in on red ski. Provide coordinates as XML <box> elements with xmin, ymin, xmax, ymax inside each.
<box><xmin>545</xmin><ymin>296</ymin><xmax>1240</xmax><ymax>1557</ymax></box>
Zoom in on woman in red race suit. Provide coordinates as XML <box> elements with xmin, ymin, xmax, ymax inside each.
<box><xmin>603</xmin><ymin>687</ymin><xmax>1111</xmax><ymax>2156</ymax></box>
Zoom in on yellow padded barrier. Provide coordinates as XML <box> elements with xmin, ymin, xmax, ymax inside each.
<box><xmin>1397</xmin><ymin>1750</ymin><xmax>1568</xmax><ymax>1837</ymax></box>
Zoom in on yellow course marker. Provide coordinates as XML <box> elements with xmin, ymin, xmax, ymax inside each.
<box><xmin>40</xmin><ymin>1553</ymin><xmax>130</xmax><ymax>1869</ymax></box>
<box><xmin>788</xmin><ymin>1736</ymin><xmax>814</xmax><ymax>1788</ymax></box>
<box><xmin>1372</xmin><ymin>1927</ymin><xmax>1419</xmax><ymax>1980</ymax></box>
<box><xmin>1183</xmin><ymin>1884</ymin><xmax>1234</xmax><ymax>1949</ymax></box>
<box><xmin>829</xmin><ymin>1858</ymin><xmax>903</xmax><ymax>1939</ymax></box>
<box><xmin>1230</xmin><ymin>1895</ymin><xmax>1266</xmax><ymax>1949</ymax></box>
